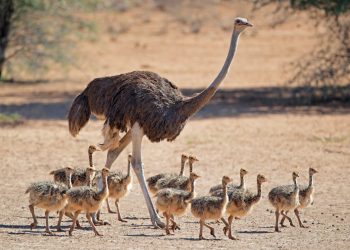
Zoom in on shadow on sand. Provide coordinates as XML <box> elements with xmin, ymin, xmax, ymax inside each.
<box><xmin>0</xmin><ymin>86</ymin><xmax>349</xmax><ymax>120</ymax></box>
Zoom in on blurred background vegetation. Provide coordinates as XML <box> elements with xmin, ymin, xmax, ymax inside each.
<box><xmin>0</xmin><ymin>0</ymin><xmax>349</xmax><ymax>101</ymax></box>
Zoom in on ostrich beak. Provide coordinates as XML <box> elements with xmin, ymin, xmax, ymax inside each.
<box><xmin>246</xmin><ymin>22</ymin><xmax>253</xmax><ymax>27</ymax></box>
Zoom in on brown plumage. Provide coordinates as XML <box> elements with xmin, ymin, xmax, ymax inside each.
<box><xmin>49</xmin><ymin>145</ymin><xmax>100</xmax><ymax>186</ymax></box>
<box><xmin>213</xmin><ymin>174</ymin><xmax>267</xmax><ymax>240</ymax></box>
<box><xmin>64</xmin><ymin>168</ymin><xmax>110</xmax><ymax>236</ymax></box>
<box><xmin>69</xmin><ymin>71</ymin><xmax>188</xmax><ymax>142</ymax></box>
<box><xmin>209</xmin><ymin>168</ymin><xmax>248</xmax><ymax>194</ymax></box>
<box><xmin>155</xmin><ymin>172</ymin><xmax>200</xmax><ymax>235</ymax></box>
<box><xmin>268</xmin><ymin>172</ymin><xmax>300</xmax><ymax>232</ymax></box>
<box><xmin>147</xmin><ymin>154</ymin><xmax>189</xmax><ymax>195</ymax></box>
<box><xmin>191</xmin><ymin>176</ymin><xmax>232</xmax><ymax>240</ymax></box>
<box><xmin>280</xmin><ymin>168</ymin><xmax>318</xmax><ymax>228</ymax></box>
<box><xmin>155</xmin><ymin>155</ymin><xmax>199</xmax><ymax>192</ymax></box>
<box><xmin>26</xmin><ymin>167</ymin><xmax>74</xmax><ymax>235</ymax></box>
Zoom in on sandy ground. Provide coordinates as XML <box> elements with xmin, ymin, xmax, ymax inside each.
<box><xmin>1</xmin><ymin>3</ymin><xmax>349</xmax><ymax>250</ymax></box>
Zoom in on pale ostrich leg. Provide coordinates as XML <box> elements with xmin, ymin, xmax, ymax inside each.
<box><xmin>68</xmin><ymin>18</ymin><xmax>252</xmax><ymax>228</ymax></box>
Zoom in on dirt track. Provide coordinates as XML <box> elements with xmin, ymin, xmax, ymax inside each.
<box><xmin>1</xmin><ymin>4</ymin><xmax>350</xmax><ymax>250</ymax></box>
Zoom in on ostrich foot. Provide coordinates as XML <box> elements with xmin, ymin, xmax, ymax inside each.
<box><xmin>210</xmin><ymin>228</ymin><xmax>216</xmax><ymax>238</ymax></box>
<box><xmin>94</xmin><ymin>231</ymin><xmax>103</xmax><ymax>236</ymax></box>
<box><xmin>275</xmin><ymin>227</ymin><xmax>281</xmax><ymax>232</ymax></box>
<box><xmin>30</xmin><ymin>222</ymin><xmax>37</xmax><ymax>229</ymax></box>
<box><xmin>151</xmin><ymin>216</ymin><xmax>165</xmax><ymax>229</ymax></box>
<box><xmin>228</xmin><ymin>234</ymin><xmax>238</xmax><ymax>240</ymax></box>
<box><xmin>118</xmin><ymin>217</ymin><xmax>127</xmax><ymax>223</ymax></box>
<box><xmin>223</xmin><ymin>226</ymin><xmax>228</xmax><ymax>235</ymax></box>
<box><xmin>45</xmin><ymin>229</ymin><xmax>54</xmax><ymax>235</ymax></box>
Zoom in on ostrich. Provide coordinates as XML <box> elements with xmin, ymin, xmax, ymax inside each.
<box><xmin>68</xmin><ymin>18</ymin><xmax>252</xmax><ymax>228</ymax></box>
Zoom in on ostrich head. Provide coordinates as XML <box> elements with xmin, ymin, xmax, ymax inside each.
<box><xmin>181</xmin><ymin>154</ymin><xmax>189</xmax><ymax>161</ymax></box>
<box><xmin>292</xmin><ymin>172</ymin><xmax>299</xmax><ymax>179</ymax></box>
<box><xmin>189</xmin><ymin>172</ymin><xmax>201</xmax><ymax>181</ymax></box>
<box><xmin>189</xmin><ymin>155</ymin><xmax>199</xmax><ymax>163</ymax></box>
<box><xmin>88</xmin><ymin>145</ymin><xmax>100</xmax><ymax>154</ymax></box>
<box><xmin>128</xmin><ymin>153</ymin><xmax>133</xmax><ymax>162</ymax></box>
<box><xmin>240</xmin><ymin>168</ymin><xmax>248</xmax><ymax>177</ymax></box>
<box><xmin>309</xmin><ymin>167</ymin><xmax>318</xmax><ymax>175</ymax></box>
<box><xmin>222</xmin><ymin>175</ymin><xmax>233</xmax><ymax>185</ymax></box>
<box><xmin>64</xmin><ymin>166</ymin><xmax>74</xmax><ymax>174</ymax></box>
<box><xmin>101</xmin><ymin>167</ymin><xmax>110</xmax><ymax>177</ymax></box>
<box><xmin>234</xmin><ymin>17</ymin><xmax>253</xmax><ymax>33</ymax></box>
<box><xmin>257</xmin><ymin>174</ymin><xmax>267</xmax><ymax>184</ymax></box>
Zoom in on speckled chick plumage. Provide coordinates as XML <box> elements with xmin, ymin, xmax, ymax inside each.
<box><xmin>268</xmin><ymin>172</ymin><xmax>300</xmax><ymax>211</ymax></box>
<box><xmin>191</xmin><ymin>176</ymin><xmax>232</xmax><ymax>220</ymax></box>
<box><xmin>155</xmin><ymin>155</ymin><xmax>198</xmax><ymax>192</ymax></box>
<box><xmin>209</xmin><ymin>168</ymin><xmax>248</xmax><ymax>194</ymax></box>
<box><xmin>26</xmin><ymin>181</ymin><xmax>69</xmax><ymax>211</ymax></box>
<box><xmin>147</xmin><ymin>154</ymin><xmax>189</xmax><ymax>195</ymax></box>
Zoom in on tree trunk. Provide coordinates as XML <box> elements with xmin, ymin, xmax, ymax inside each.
<box><xmin>0</xmin><ymin>0</ymin><xmax>13</xmax><ymax>79</ymax></box>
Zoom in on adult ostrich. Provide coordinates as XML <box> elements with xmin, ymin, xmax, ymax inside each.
<box><xmin>68</xmin><ymin>17</ymin><xmax>252</xmax><ymax>228</ymax></box>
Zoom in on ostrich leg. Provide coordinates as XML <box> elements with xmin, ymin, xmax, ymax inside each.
<box><xmin>131</xmin><ymin>122</ymin><xmax>165</xmax><ymax>228</ymax></box>
<box><xmin>92</xmin><ymin>130</ymin><xmax>132</xmax><ymax>225</ymax></box>
<box><xmin>105</xmin><ymin>130</ymin><xmax>132</xmax><ymax>169</ymax></box>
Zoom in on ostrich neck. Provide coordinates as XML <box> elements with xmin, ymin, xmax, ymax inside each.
<box><xmin>189</xmin><ymin>178</ymin><xmax>196</xmax><ymax>197</ymax></box>
<box><xmin>179</xmin><ymin>159</ymin><xmax>186</xmax><ymax>176</ymax></box>
<box><xmin>189</xmin><ymin>161</ymin><xmax>194</xmax><ymax>174</ymax></box>
<box><xmin>67</xmin><ymin>173</ymin><xmax>73</xmax><ymax>189</ymax></box>
<box><xmin>308</xmin><ymin>174</ymin><xmax>314</xmax><ymax>188</ymax></box>
<box><xmin>239</xmin><ymin>175</ymin><xmax>245</xmax><ymax>189</ymax></box>
<box><xmin>127</xmin><ymin>160</ymin><xmax>131</xmax><ymax>177</ymax></box>
<box><xmin>98</xmin><ymin>174</ymin><xmax>108</xmax><ymax>197</ymax></box>
<box><xmin>252</xmin><ymin>180</ymin><xmax>262</xmax><ymax>204</ymax></box>
<box><xmin>88</xmin><ymin>151</ymin><xmax>93</xmax><ymax>168</ymax></box>
<box><xmin>293</xmin><ymin>177</ymin><xmax>299</xmax><ymax>191</ymax></box>
<box><xmin>181</xmin><ymin>30</ymin><xmax>241</xmax><ymax>118</ymax></box>
<box><xmin>223</xmin><ymin>182</ymin><xmax>228</xmax><ymax>203</ymax></box>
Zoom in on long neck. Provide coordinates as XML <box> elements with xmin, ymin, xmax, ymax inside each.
<box><xmin>250</xmin><ymin>180</ymin><xmax>262</xmax><ymax>205</ymax></box>
<box><xmin>188</xmin><ymin>178</ymin><xmax>196</xmax><ymax>199</ymax></box>
<box><xmin>88</xmin><ymin>150</ymin><xmax>93</xmax><ymax>168</ymax></box>
<box><xmin>127</xmin><ymin>160</ymin><xmax>131</xmax><ymax>177</ymax></box>
<box><xmin>308</xmin><ymin>174</ymin><xmax>314</xmax><ymax>188</ymax></box>
<box><xmin>98</xmin><ymin>174</ymin><xmax>108</xmax><ymax>196</ymax></box>
<box><xmin>222</xmin><ymin>182</ymin><xmax>228</xmax><ymax>202</ymax></box>
<box><xmin>179</xmin><ymin>159</ymin><xmax>186</xmax><ymax>176</ymax></box>
<box><xmin>293</xmin><ymin>177</ymin><xmax>299</xmax><ymax>191</ymax></box>
<box><xmin>239</xmin><ymin>174</ymin><xmax>245</xmax><ymax>189</ymax></box>
<box><xmin>189</xmin><ymin>161</ymin><xmax>193</xmax><ymax>174</ymax></box>
<box><xmin>181</xmin><ymin>30</ymin><xmax>241</xmax><ymax>118</ymax></box>
<box><xmin>67</xmin><ymin>173</ymin><xmax>72</xmax><ymax>189</ymax></box>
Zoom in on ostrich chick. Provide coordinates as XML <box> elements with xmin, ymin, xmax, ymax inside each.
<box><xmin>25</xmin><ymin>167</ymin><xmax>74</xmax><ymax>234</ymax></box>
<box><xmin>191</xmin><ymin>176</ymin><xmax>232</xmax><ymax>240</ymax></box>
<box><xmin>66</xmin><ymin>167</ymin><xmax>110</xmax><ymax>236</ymax></box>
<box><xmin>268</xmin><ymin>172</ymin><xmax>300</xmax><ymax>232</ymax></box>
<box><xmin>155</xmin><ymin>155</ymin><xmax>199</xmax><ymax>192</ymax></box>
<box><xmin>57</xmin><ymin>166</ymin><xmax>96</xmax><ymax>230</ymax></box>
<box><xmin>105</xmin><ymin>154</ymin><xmax>133</xmax><ymax>222</ymax></box>
<box><xmin>49</xmin><ymin>145</ymin><xmax>100</xmax><ymax>186</ymax></box>
<box><xmin>215</xmin><ymin>174</ymin><xmax>267</xmax><ymax>240</ymax></box>
<box><xmin>155</xmin><ymin>172</ymin><xmax>200</xmax><ymax>235</ymax></box>
<box><xmin>147</xmin><ymin>154</ymin><xmax>189</xmax><ymax>195</ymax></box>
<box><xmin>280</xmin><ymin>167</ymin><xmax>318</xmax><ymax>228</ymax></box>
<box><xmin>209</xmin><ymin>168</ymin><xmax>248</xmax><ymax>194</ymax></box>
